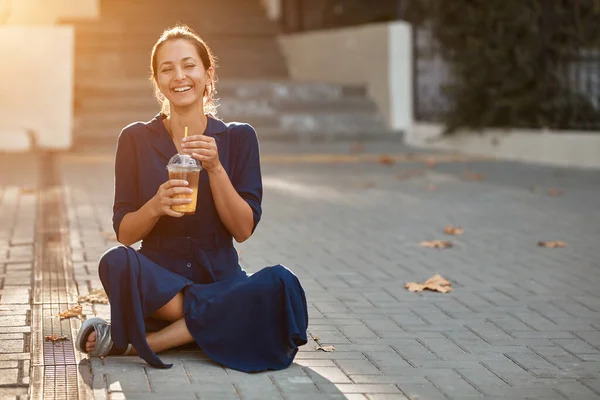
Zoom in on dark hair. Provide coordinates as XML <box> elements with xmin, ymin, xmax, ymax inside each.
<box><xmin>150</xmin><ymin>24</ymin><xmax>218</xmax><ymax>116</ymax></box>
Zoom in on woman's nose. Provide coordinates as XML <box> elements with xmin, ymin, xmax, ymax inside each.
<box><xmin>175</xmin><ymin>67</ymin><xmax>186</xmax><ymax>80</ymax></box>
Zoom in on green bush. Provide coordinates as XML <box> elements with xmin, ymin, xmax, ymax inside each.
<box><xmin>404</xmin><ymin>0</ymin><xmax>600</xmax><ymax>134</ymax></box>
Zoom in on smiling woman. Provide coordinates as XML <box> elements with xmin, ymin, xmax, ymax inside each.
<box><xmin>74</xmin><ymin>24</ymin><xmax>309</xmax><ymax>373</ymax></box>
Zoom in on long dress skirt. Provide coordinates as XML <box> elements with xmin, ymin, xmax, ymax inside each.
<box><xmin>97</xmin><ymin>245</ymin><xmax>309</xmax><ymax>372</ymax></box>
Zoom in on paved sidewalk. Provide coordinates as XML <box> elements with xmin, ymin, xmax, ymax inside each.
<box><xmin>56</xmin><ymin>142</ymin><xmax>600</xmax><ymax>400</ymax></box>
<box><xmin>0</xmin><ymin>155</ymin><xmax>39</xmax><ymax>399</ymax></box>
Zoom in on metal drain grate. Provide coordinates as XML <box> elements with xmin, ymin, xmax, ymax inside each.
<box><xmin>30</xmin><ymin>153</ymin><xmax>92</xmax><ymax>400</ymax></box>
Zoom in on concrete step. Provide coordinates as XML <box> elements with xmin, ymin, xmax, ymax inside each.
<box><xmin>71</xmin><ymin>16</ymin><xmax>278</xmax><ymax>39</ymax></box>
<box><xmin>75</xmin><ymin>79</ymin><xmax>367</xmax><ymax>102</ymax></box>
<box><xmin>99</xmin><ymin>0</ymin><xmax>267</xmax><ymax>17</ymax></box>
<box><xmin>76</xmin><ymin>95</ymin><xmax>378</xmax><ymax>115</ymax></box>
<box><xmin>75</xmin><ymin>111</ymin><xmax>388</xmax><ymax>138</ymax></box>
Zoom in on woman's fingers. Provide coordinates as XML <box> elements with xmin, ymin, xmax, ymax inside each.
<box><xmin>163</xmin><ymin>179</ymin><xmax>189</xmax><ymax>189</ymax></box>
<box><xmin>162</xmin><ymin>186</ymin><xmax>193</xmax><ymax>198</ymax></box>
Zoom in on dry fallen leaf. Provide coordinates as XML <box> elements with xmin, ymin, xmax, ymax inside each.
<box><xmin>58</xmin><ymin>305</ymin><xmax>83</xmax><ymax>319</ymax></box>
<box><xmin>353</xmin><ymin>181</ymin><xmax>375</xmax><ymax>190</ymax></box>
<box><xmin>378</xmin><ymin>155</ymin><xmax>396</xmax><ymax>166</ymax></box>
<box><xmin>538</xmin><ymin>241</ymin><xmax>566</xmax><ymax>248</ymax></box>
<box><xmin>19</xmin><ymin>187</ymin><xmax>37</xmax><ymax>195</ymax></box>
<box><xmin>350</xmin><ymin>143</ymin><xmax>364</xmax><ymax>153</ymax></box>
<box><xmin>405</xmin><ymin>274</ymin><xmax>453</xmax><ymax>293</ymax></box>
<box><xmin>547</xmin><ymin>188</ymin><xmax>564</xmax><ymax>197</ymax></box>
<box><xmin>425</xmin><ymin>158</ymin><xmax>436</xmax><ymax>168</ymax></box>
<box><xmin>45</xmin><ymin>334</ymin><xmax>68</xmax><ymax>342</ymax></box>
<box><xmin>78</xmin><ymin>288</ymin><xmax>108</xmax><ymax>304</ymax></box>
<box><xmin>420</xmin><ymin>240</ymin><xmax>453</xmax><ymax>249</ymax></box>
<box><xmin>461</xmin><ymin>171</ymin><xmax>485</xmax><ymax>181</ymax></box>
<box><xmin>444</xmin><ymin>226</ymin><xmax>464</xmax><ymax>235</ymax></box>
<box><xmin>316</xmin><ymin>345</ymin><xmax>335</xmax><ymax>352</ymax></box>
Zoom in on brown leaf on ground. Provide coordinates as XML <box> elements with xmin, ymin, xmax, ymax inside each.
<box><xmin>350</xmin><ymin>143</ymin><xmax>364</xmax><ymax>153</ymax></box>
<box><xmin>461</xmin><ymin>171</ymin><xmax>485</xmax><ymax>181</ymax></box>
<box><xmin>538</xmin><ymin>241</ymin><xmax>566</xmax><ymax>248</ymax></box>
<box><xmin>547</xmin><ymin>188</ymin><xmax>564</xmax><ymax>197</ymax></box>
<box><xmin>444</xmin><ymin>226</ymin><xmax>464</xmax><ymax>235</ymax></box>
<box><xmin>316</xmin><ymin>345</ymin><xmax>335</xmax><ymax>352</ymax></box>
<box><xmin>424</xmin><ymin>158</ymin><xmax>436</xmax><ymax>168</ymax></box>
<box><xmin>45</xmin><ymin>334</ymin><xmax>68</xmax><ymax>342</ymax></box>
<box><xmin>396</xmin><ymin>169</ymin><xmax>425</xmax><ymax>180</ymax></box>
<box><xmin>353</xmin><ymin>181</ymin><xmax>375</xmax><ymax>189</ymax></box>
<box><xmin>420</xmin><ymin>240</ymin><xmax>453</xmax><ymax>249</ymax></box>
<box><xmin>78</xmin><ymin>288</ymin><xmax>109</xmax><ymax>304</ymax></box>
<box><xmin>405</xmin><ymin>274</ymin><xmax>453</xmax><ymax>293</ymax></box>
<box><xmin>58</xmin><ymin>305</ymin><xmax>83</xmax><ymax>319</ymax></box>
<box><xmin>378</xmin><ymin>155</ymin><xmax>396</xmax><ymax>166</ymax></box>
<box><xmin>19</xmin><ymin>187</ymin><xmax>36</xmax><ymax>195</ymax></box>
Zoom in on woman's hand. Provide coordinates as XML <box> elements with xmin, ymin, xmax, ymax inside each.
<box><xmin>151</xmin><ymin>179</ymin><xmax>192</xmax><ymax>218</ymax></box>
<box><xmin>181</xmin><ymin>135</ymin><xmax>222</xmax><ymax>172</ymax></box>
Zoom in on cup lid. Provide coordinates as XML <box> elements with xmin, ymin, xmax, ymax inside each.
<box><xmin>167</xmin><ymin>153</ymin><xmax>201</xmax><ymax>169</ymax></box>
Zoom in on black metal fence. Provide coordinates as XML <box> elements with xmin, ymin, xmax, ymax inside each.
<box><xmin>413</xmin><ymin>27</ymin><xmax>600</xmax><ymax>131</ymax></box>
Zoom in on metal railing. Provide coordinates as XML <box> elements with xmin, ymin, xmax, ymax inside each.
<box><xmin>413</xmin><ymin>26</ymin><xmax>600</xmax><ymax>131</ymax></box>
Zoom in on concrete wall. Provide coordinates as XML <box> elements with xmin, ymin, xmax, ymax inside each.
<box><xmin>0</xmin><ymin>27</ymin><xmax>74</xmax><ymax>151</ymax></box>
<box><xmin>2</xmin><ymin>0</ymin><xmax>99</xmax><ymax>25</ymax></box>
<box><xmin>408</xmin><ymin>123</ymin><xmax>600</xmax><ymax>169</ymax></box>
<box><xmin>260</xmin><ymin>0</ymin><xmax>281</xmax><ymax>20</ymax></box>
<box><xmin>278</xmin><ymin>21</ymin><xmax>412</xmax><ymax>132</ymax></box>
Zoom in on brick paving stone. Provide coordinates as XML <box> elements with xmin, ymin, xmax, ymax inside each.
<box><xmin>0</xmin><ymin>341</ymin><xmax>23</xmax><ymax>354</ymax></box>
<box><xmin>56</xmin><ymin>147</ymin><xmax>600</xmax><ymax>399</ymax></box>
<box><xmin>0</xmin><ymin>368</ymin><xmax>18</xmax><ymax>385</ymax></box>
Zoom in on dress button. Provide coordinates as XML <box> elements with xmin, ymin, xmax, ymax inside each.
<box><xmin>186</xmin><ymin>263</ymin><xmax>192</xmax><ymax>268</ymax></box>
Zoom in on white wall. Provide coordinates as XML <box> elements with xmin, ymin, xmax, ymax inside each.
<box><xmin>278</xmin><ymin>21</ymin><xmax>412</xmax><ymax>132</ymax></box>
<box><xmin>0</xmin><ymin>27</ymin><xmax>74</xmax><ymax>151</ymax></box>
<box><xmin>260</xmin><ymin>0</ymin><xmax>281</xmax><ymax>20</ymax></box>
<box><xmin>3</xmin><ymin>0</ymin><xmax>99</xmax><ymax>25</ymax></box>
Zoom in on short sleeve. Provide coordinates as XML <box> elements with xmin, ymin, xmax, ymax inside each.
<box><xmin>112</xmin><ymin>128</ymin><xmax>139</xmax><ymax>240</ymax></box>
<box><xmin>231</xmin><ymin>124</ymin><xmax>263</xmax><ymax>232</ymax></box>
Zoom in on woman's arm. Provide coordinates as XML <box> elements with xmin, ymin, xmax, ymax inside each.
<box><xmin>112</xmin><ymin>127</ymin><xmax>194</xmax><ymax>246</ymax></box>
<box><xmin>183</xmin><ymin>125</ymin><xmax>262</xmax><ymax>243</ymax></box>
<box><xmin>206</xmin><ymin>166</ymin><xmax>254</xmax><ymax>243</ymax></box>
<box><xmin>118</xmin><ymin>179</ymin><xmax>195</xmax><ymax>246</ymax></box>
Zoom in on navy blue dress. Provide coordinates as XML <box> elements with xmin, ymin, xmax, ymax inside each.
<box><xmin>97</xmin><ymin>113</ymin><xmax>308</xmax><ymax>372</ymax></box>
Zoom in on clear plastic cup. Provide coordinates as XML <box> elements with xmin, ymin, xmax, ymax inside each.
<box><xmin>166</xmin><ymin>154</ymin><xmax>202</xmax><ymax>215</ymax></box>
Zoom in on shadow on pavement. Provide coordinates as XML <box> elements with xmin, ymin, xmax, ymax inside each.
<box><xmin>78</xmin><ymin>348</ymin><xmax>350</xmax><ymax>400</ymax></box>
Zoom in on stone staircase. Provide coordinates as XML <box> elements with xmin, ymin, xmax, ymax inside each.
<box><xmin>67</xmin><ymin>0</ymin><xmax>392</xmax><ymax>146</ymax></box>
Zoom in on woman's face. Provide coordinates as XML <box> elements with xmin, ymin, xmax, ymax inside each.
<box><xmin>155</xmin><ymin>39</ymin><xmax>212</xmax><ymax>111</ymax></box>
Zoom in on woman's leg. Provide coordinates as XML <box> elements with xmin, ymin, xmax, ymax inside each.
<box><xmin>150</xmin><ymin>291</ymin><xmax>185</xmax><ymax>322</ymax></box>
<box><xmin>85</xmin><ymin>317</ymin><xmax>194</xmax><ymax>354</ymax></box>
<box><xmin>85</xmin><ymin>290</ymin><xmax>191</xmax><ymax>353</ymax></box>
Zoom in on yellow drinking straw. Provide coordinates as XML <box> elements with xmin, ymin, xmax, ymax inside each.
<box><xmin>184</xmin><ymin>126</ymin><xmax>188</xmax><ymax>138</ymax></box>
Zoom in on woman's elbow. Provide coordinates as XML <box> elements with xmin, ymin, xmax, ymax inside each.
<box><xmin>233</xmin><ymin>227</ymin><xmax>253</xmax><ymax>243</ymax></box>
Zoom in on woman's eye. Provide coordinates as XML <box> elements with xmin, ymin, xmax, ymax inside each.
<box><xmin>161</xmin><ymin>68</ymin><xmax>173</xmax><ymax>73</ymax></box>
<box><xmin>185</xmin><ymin>64</ymin><xmax>195</xmax><ymax>69</ymax></box>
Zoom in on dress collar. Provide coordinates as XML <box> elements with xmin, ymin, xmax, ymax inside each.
<box><xmin>146</xmin><ymin>113</ymin><xmax>227</xmax><ymax>160</ymax></box>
